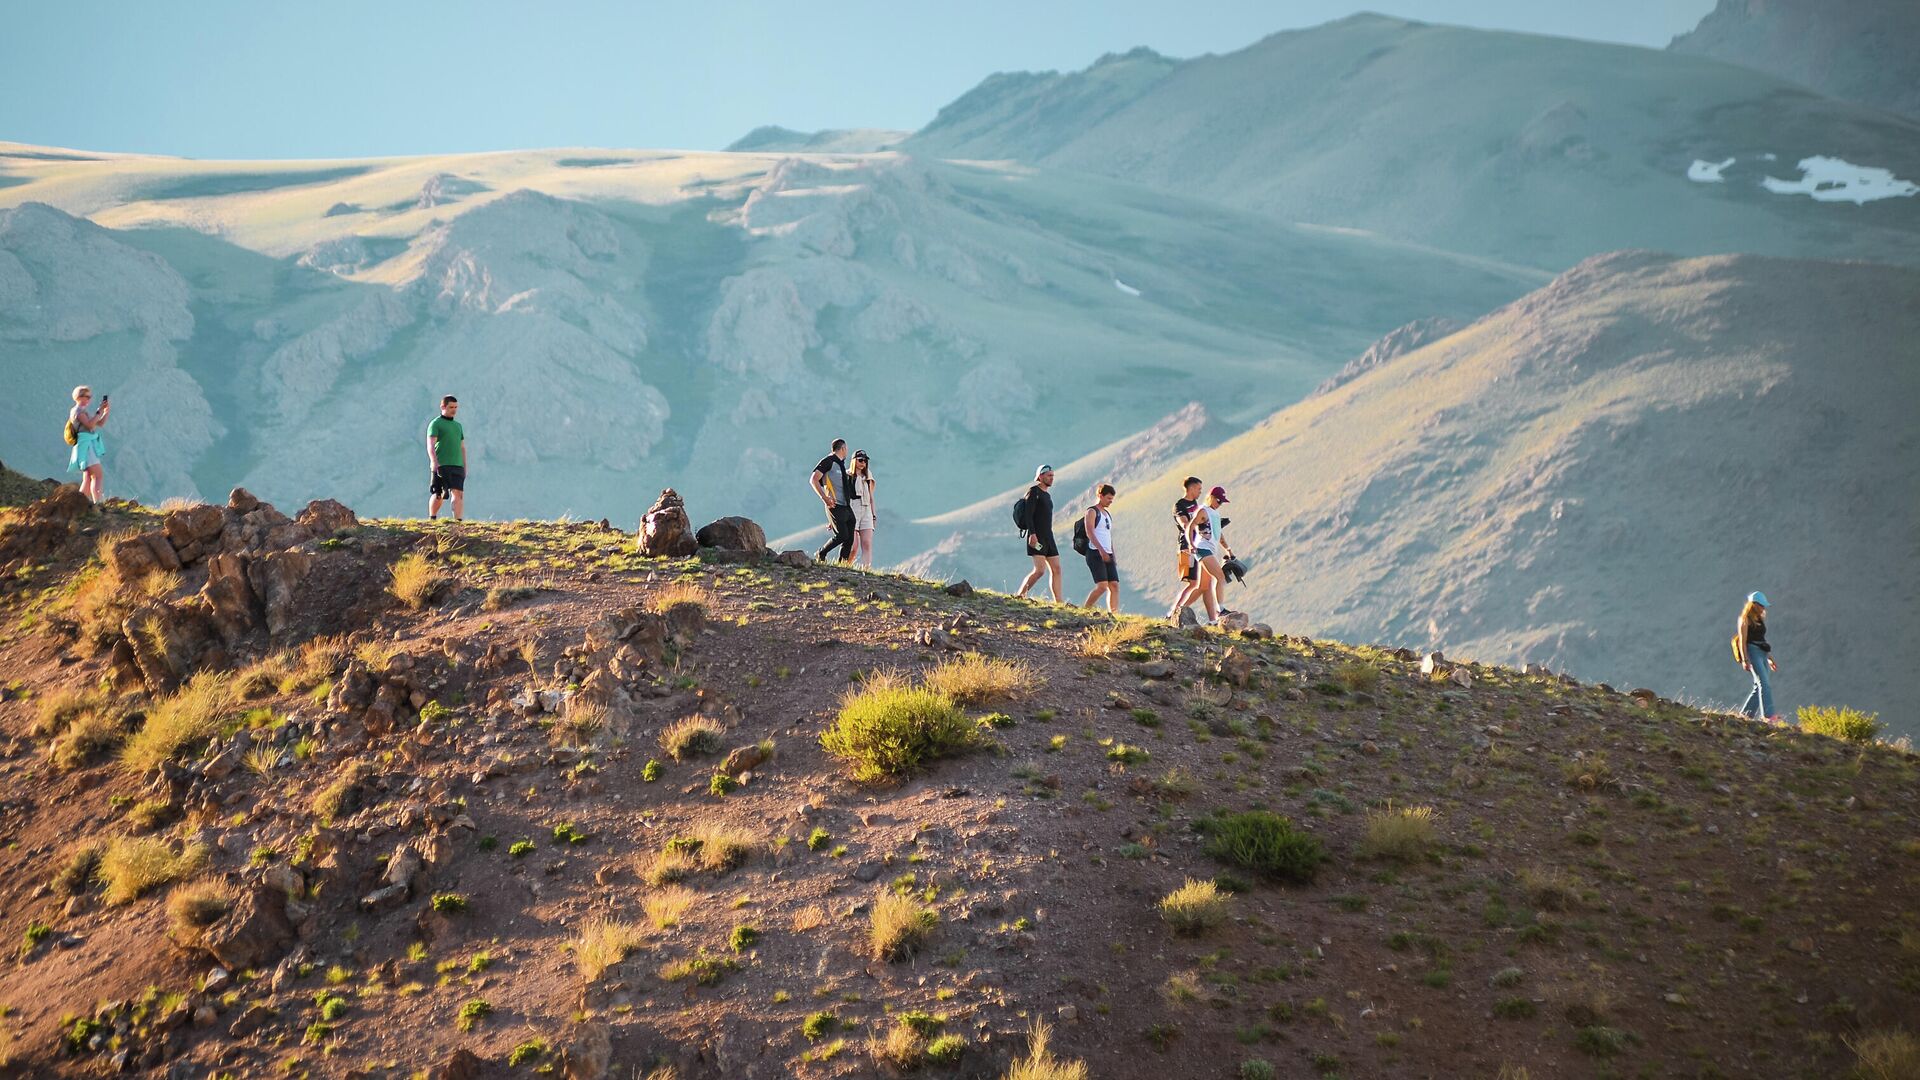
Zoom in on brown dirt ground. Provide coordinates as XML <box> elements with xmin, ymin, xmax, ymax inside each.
<box><xmin>0</xmin><ymin>511</ymin><xmax>1915</xmax><ymax>1079</ymax></box>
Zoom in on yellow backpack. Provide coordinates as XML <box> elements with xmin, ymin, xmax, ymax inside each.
<box><xmin>63</xmin><ymin>419</ymin><xmax>78</xmax><ymax>446</ymax></box>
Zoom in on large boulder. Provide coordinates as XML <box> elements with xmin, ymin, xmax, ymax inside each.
<box><xmin>200</xmin><ymin>885</ymin><xmax>295</xmax><ymax>970</ymax></box>
<box><xmin>246</xmin><ymin>549</ymin><xmax>312</xmax><ymax>637</ymax></box>
<box><xmin>107</xmin><ymin>534</ymin><xmax>160</xmax><ymax>579</ymax></box>
<box><xmin>637</xmin><ymin>489</ymin><xmax>697</xmax><ymax>557</ymax></box>
<box><xmin>199</xmin><ymin>553</ymin><xmax>261</xmax><ymax>645</ymax></box>
<box><xmin>162</xmin><ymin>504</ymin><xmax>226</xmax><ymax>562</ymax></box>
<box><xmin>227</xmin><ymin>487</ymin><xmax>265</xmax><ymax>515</ymax></box>
<box><xmin>695</xmin><ymin>516</ymin><xmax>767</xmax><ymax>553</ymax></box>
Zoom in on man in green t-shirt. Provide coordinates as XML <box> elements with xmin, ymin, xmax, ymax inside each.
<box><xmin>427</xmin><ymin>395</ymin><xmax>466</xmax><ymax>521</ymax></box>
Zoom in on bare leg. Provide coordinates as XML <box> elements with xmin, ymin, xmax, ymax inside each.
<box><xmin>856</xmin><ymin>528</ymin><xmax>874</xmax><ymax>568</ymax></box>
<box><xmin>451</xmin><ymin>489</ymin><xmax>464</xmax><ymax>522</ymax></box>
<box><xmin>1197</xmin><ymin>556</ymin><xmax>1222</xmax><ymax>622</ymax></box>
<box><xmin>429</xmin><ymin>492</ymin><xmax>444</xmax><ymax>519</ymax></box>
<box><xmin>85</xmin><ymin>464</ymin><xmax>103</xmax><ymax>504</ymax></box>
<box><xmin>1106</xmin><ymin>582</ymin><xmax>1120</xmax><ymax>614</ymax></box>
<box><xmin>1017</xmin><ymin>555</ymin><xmax>1045</xmax><ymax>598</ymax></box>
<box><xmin>1045</xmin><ymin>557</ymin><xmax>1063</xmax><ymax>603</ymax></box>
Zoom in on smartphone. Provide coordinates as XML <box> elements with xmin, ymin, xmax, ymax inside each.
<box><xmin>100</xmin><ymin>394</ymin><xmax>109</xmax><ymax>406</ymax></box>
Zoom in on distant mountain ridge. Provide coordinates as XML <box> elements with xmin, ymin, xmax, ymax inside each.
<box><xmin>1671</xmin><ymin>0</ymin><xmax>1920</xmax><ymax>120</ymax></box>
<box><xmin>906</xmin><ymin>13</ymin><xmax>1920</xmax><ymax>270</ymax></box>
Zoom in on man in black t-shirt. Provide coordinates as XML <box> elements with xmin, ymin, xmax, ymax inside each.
<box><xmin>1015</xmin><ymin>464</ymin><xmax>1063</xmax><ymax>602</ymax></box>
<box><xmin>810</xmin><ymin>438</ymin><xmax>856</xmax><ymax>563</ymax></box>
<box><xmin>1168</xmin><ymin>475</ymin><xmax>1202</xmax><ymax>619</ymax></box>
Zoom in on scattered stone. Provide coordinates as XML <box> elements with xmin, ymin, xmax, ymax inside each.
<box><xmin>202</xmin><ymin>967</ymin><xmax>231</xmax><ymax>994</ymax></box>
<box><xmin>227</xmin><ymin>1003</ymin><xmax>275</xmax><ymax>1038</ymax></box>
<box><xmin>200</xmin><ymin>885</ymin><xmax>295</xmax><ymax>970</ymax></box>
<box><xmin>1524</xmin><ymin>662</ymin><xmax>1553</xmax><ymax>677</ymax></box>
<box><xmin>1629</xmin><ymin>688</ymin><xmax>1660</xmax><ymax>707</ymax></box>
<box><xmin>773</xmin><ymin>549</ymin><xmax>811</xmax><ymax>569</ymax></box>
<box><xmin>1420</xmin><ymin>652</ymin><xmax>1447</xmax><ymax>676</ymax></box>
<box><xmin>1450</xmin><ymin>667</ymin><xmax>1474</xmax><ymax>689</ymax></box>
<box><xmin>1136</xmin><ymin>660</ymin><xmax>1174</xmax><ymax>679</ymax></box>
<box><xmin>720</xmin><ymin>742</ymin><xmax>771</xmax><ymax>777</ymax></box>
<box><xmin>429</xmin><ymin>1049</ymin><xmax>486</xmax><ymax>1080</ymax></box>
<box><xmin>944</xmin><ymin>579</ymin><xmax>975</xmax><ymax>598</ymax></box>
<box><xmin>1217</xmin><ymin>611</ymin><xmax>1250</xmax><ymax>632</ymax></box>
<box><xmin>1057</xmin><ymin>1005</ymin><xmax>1078</xmax><ymax>1023</ymax></box>
<box><xmin>1241</xmin><ymin>623</ymin><xmax>1275</xmax><ymax>640</ymax></box>
<box><xmin>1176</xmin><ymin>606</ymin><xmax>1200</xmax><ymax>628</ymax></box>
<box><xmin>1215</xmin><ymin>648</ymin><xmax>1254</xmax><ymax>688</ymax></box>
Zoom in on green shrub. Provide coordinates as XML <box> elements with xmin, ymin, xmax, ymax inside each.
<box><xmin>820</xmin><ymin>684</ymin><xmax>974</xmax><ymax>783</ymax></box>
<box><xmin>803</xmin><ymin>1011</ymin><xmax>837</xmax><ymax>1041</ymax></box>
<box><xmin>925</xmin><ymin>1034</ymin><xmax>967</xmax><ymax>1064</ymax></box>
<box><xmin>1201</xmin><ymin>811</ymin><xmax>1326</xmax><ymax>883</ymax></box>
<box><xmin>1795</xmin><ymin>705</ymin><xmax>1881</xmax><ymax>743</ymax></box>
<box><xmin>1573</xmin><ymin>1026</ymin><xmax>1636</xmax><ymax>1057</ymax></box>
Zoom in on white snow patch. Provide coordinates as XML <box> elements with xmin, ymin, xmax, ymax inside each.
<box><xmin>1688</xmin><ymin>157</ymin><xmax>1735</xmax><ymax>183</ymax></box>
<box><xmin>1113</xmin><ymin>277</ymin><xmax>1141</xmax><ymax>297</ymax></box>
<box><xmin>1761</xmin><ymin>156</ymin><xmax>1919</xmax><ymax>204</ymax></box>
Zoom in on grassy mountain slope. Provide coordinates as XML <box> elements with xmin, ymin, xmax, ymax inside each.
<box><xmin>1671</xmin><ymin>0</ymin><xmax>1920</xmax><ymax>120</ymax></box>
<box><xmin>0</xmin><ymin>487</ymin><xmax>1915</xmax><ymax>1078</ymax></box>
<box><xmin>1110</xmin><ymin>250</ymin><xmax>1920</xmax><ymax>732</ymax></box>
<box><xmin>907</xmin><ymin>14</ymin><xmax>1920</xmax><ymax>270</ymax></box>
<box><xmin>0</xmin><ymin>143</ymin><xmax>1535</xmax><ymax>538</ymax></box>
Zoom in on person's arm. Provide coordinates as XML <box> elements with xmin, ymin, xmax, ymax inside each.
<box><xmin>810</xmin><ymin>467</ymin><xmax>833</xmax><ymax>508</ymax></box>
<box><xmin>1735</xmin><ymin>618</ymin><xmax>1750</xmax><ymax>669</ymax></box>
<box><xmin>1185</xmin><ymin>513</ymin><xmax>1202</xmax><ymax>550</ymax></box>
<box><xmin>460</xmin><ymin>430</ymin><xmax>467</xmax><ymax>468</ymax></box>
<box><xmin>867</xmin><ymin>478</ymin><xmax>877</xmax><ymax>525</ymax></box>
<box><xmin>428</xmin><ymin>427</ymin><xmax>439</xmax><ymax>470</ymax></box>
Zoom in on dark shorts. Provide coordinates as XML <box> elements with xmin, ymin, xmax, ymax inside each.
<box><xmin>431</xmin><ymin>465</ymin><xmax>466</xmax><ymax>496</ymax></box>
<box><xmin>1026</xmin><ymin>531</ymin><xmax>1058</xmax><ymax>559</ymax></box>
<box><xmin>1178</xmin><ymin>550</ymin><xmax>1197</xmax><ymax>582</ymax></box>
<box><xmin>1086</xmin><ymin>551</ymin><xmax>1118</xmax><ymax>583</ymax></box>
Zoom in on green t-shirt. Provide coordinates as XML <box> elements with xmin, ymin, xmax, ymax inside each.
<box><xmin>428</xmin><ymin>415</ymin><xmax>464</xmax><ymax>467</ymax></box>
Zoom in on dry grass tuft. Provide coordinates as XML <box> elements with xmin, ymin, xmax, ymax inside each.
<box><xmin>1158</xmin><ymin>878</ymin><xmax>1232</xmax><ymax>935</ymax></box>
<box><xmin>120</xmin><ymin>672</ymin><xmax>236</xmax><ymax>775</ymax></box>
<box><xmin>287</xmin><ymin>636</ymin><xmax>348</xmax><ymax>692</ymax></box>
<box><xmin>53</xmin><ymin>840</ymin><xmax>107</xmax><ymax>896</ymax></box>
<box><xmin>1003</xmin><ymin>1022</ymin><xmax>1088</xmax><ymax>1080</ymax></box>
<box><xmin>647</xmin><ymin>582</ymin><xmax>714</xmax><ymax>616</ymax></box>
<box><xmin>312</xmin><ymin>760</ymin><xmax>376</xmax><ymax>822</ymax></box>
<box><xmin>1519</xmin><ymin>866</ymin><xmax>1583</xmax><ymax>912</ymax></box>
<box><xmin>1335</xmin><ymin>660</ymin><xmax>1380</xmax><ymax>693</ymax></box>
<box><xmin>574</xmin><ymin>918</ymin><xmax>647</xmax><ymax>981</ymax></box>
<box><xmin>166</xmin><ymin>878</ymin><xmax>233</xmax><ymax>943</ymax></box>
<box><xmin>553</xmin><ymin>701</ymin><xmax>609</xmax><ymax>748</ymax></box>
<box><xmin>792</xmin><ymin>905</ymin><xmax>827</xmax><ymax>933</ymax></box>
<box><xmin>871</xmin><ymin>1021</ymin><xmax>930</xmax><ymax>1069</ymax></box>
<box><xmin>53</xmin><ymin>705</ymin><xmax>132</xmax><ymax>771</ymax></box>
<box><xmin>642</xmin><ymin>826</ymin><xmax>756</xmax><ymax>885</ymax></box>
<box><xmin>921</xmin><ymin>653</ymin><xmax>1039</xmax><ymax>706</ymax></box>
<box><xmin>661</xmin><ymin>716</ymin><xmax>723</xmax><ymax>761</ymax></box>
<box><xmin>235</xmin><ymin>653</ymin><xmax>294</xmax><ymax>698</ymax></box>
<box><xmin>1850</xmin><ymin>1030</ymin><xmax>1920</xmax><ymax>1080</ymax></box>
<box><xmin>99</xmin><ymin>836</ymin><xmax>209</xmax><ymax>905</ymax></box>
<box><xmin>34</xmin><ymin>687</ymin><xmax>104</xmax><ymax>739</ymax></box>
<box><xmin>869</xmin><ymin>892</ymin><xmax>938</xmax><ymax>961</ymax></box>
<box><xmin>388</xmin><ymin>553</ymin><xmax>451</xmax><ymax>610</ymax></box>
<box><xmin>1081</xmin><ymin>619</ymin><xmax>1149</xmax><ymax>658</ymax></box>
<box><xmin>1359</xmin><ymin>804</ymin><xmax>1437</xmax><ymax>862</ymax></box>
<box><xmin>643</xmin><ymin>886</ymin><xmax>696</xmax><ymax>930</ymax></box>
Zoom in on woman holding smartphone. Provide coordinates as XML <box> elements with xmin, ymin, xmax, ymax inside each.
<box><xmin>66</xmin><ymin>385</ymin><xmax>110</xmax><ymax>505</ymax></box>
<box><xmin>849</xmin><ymin>449</ymin><xmax>878</xmax><ymax>569</ymax></box>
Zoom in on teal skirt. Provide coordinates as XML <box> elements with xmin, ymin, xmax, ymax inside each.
<box><xmin>68</xmin><ymin>431</ymin><xmax>104</xmax><ymax>471</ymax></box>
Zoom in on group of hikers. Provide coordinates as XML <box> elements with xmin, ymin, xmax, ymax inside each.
<box><xmin>53</xmin><ymin>392</ymin><xmax>1789</xmax><ymax>715</ymax></box>
<box><xmin>1005</xmin><ymin>463</ymin><xmax>1243</xmax><ymax>625</ymax></box>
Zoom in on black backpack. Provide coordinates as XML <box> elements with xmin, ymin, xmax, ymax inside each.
<box><xmin>1012</xmin><ymin>491</ymin><xmax>1033</xmax><ymax>534</ymax></box>
<box><xmin>1071</xmin><ymin>507</ymin><xmax>1096</xmax><ymax>556</ymax></box>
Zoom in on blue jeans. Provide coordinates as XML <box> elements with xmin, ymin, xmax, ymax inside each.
<box><xmin>1741</xmin><ymin>653</ymin><xmax>1774</xmax><ymax>718</ymax></box>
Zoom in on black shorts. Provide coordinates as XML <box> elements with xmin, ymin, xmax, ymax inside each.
<box><xmin>1085</xmin><ymin>551</ymin><xmax>1118</xmax><ymax>583</ymax></box>
<box><xmin>1026</xmin><ymin>531</ymin><xmax>1058</xmax><ymax>558</ymax></box>
<box><xmin>1178</xmin><ymin>550</ymin><xmax>1197</xmax><ymax>582</ymax></box>
<box><xmin>431</xmin><ymin>465</ymin><xmax>466</xmax><ymax>496</ymax></box>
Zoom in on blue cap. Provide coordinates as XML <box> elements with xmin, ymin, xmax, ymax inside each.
<box><xmin>1747</xmin><ymin>591</ymin><xmax>1769</xmax><ymax>606</ymax></box>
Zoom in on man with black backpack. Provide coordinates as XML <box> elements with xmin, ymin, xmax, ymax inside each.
<box><xmin>1077</xmin><ymin>482</ymin><xmax>1120</xmax><ymax>613</ymax></box>
<box><xmin>1014</xmin><ymin>464</ymin><xmax>1062</xmax><ymax>602</ymax></box>
<box><xmin>811</xmin><ymin>438</ymin><xmax>857</xmax><ymax>563</ymax></box>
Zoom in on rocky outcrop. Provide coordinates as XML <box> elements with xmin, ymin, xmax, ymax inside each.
<box><xmin>638</xmin><ymin>489</ymin><xmax>698</xmax><ymax>557</ymax></box>
<box><xmin>0</xmin><ymin>485</ymin><xmax>93</xmax><ymax>574</ymax></box>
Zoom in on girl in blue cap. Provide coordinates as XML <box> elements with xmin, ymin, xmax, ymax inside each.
<box><xmin>1733</xmin><ymin>591</ymin><xmax>1779</xmax><ymax>720</ymax></box>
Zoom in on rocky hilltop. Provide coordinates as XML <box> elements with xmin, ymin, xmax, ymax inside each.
<box><xmin>0</xmin><ymin>483</ymin><xmax>1915</xmax><ymax>1078</ymax></box>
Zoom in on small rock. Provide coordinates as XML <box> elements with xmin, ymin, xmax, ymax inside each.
<box><xmin>193</xmin><ymin>1005</ymin><xmax>217</xmax><ymax>1027</ymax></box>
<box><xmin>1057</xmin><ymin>1005</ymin><xmax>1078</xmax><ymax>1023</ymax></box>
<box><xmin>853</xmin><ymin>863</ymin><xmax>884</xmax><ymax>883</ymax></box>
<box><xmin>1136</xmin><ymin>660</ymin><xmax>1174</xmax><ymax>679</ymax></box>
<box><xmin>944</xmin><ymin>580</ymin><xmax>974</xmax><ymax>598</ymax></box>
<box><xmin>203</xmin><ymin>967</ymin><xmax>231</xmax><ymax>994</ymax></box>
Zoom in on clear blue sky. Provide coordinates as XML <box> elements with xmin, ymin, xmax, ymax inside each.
<box><xmin>2</xmin><ymin>1</ymin><xmax>1715</xmax><ymax>159</ymax></box>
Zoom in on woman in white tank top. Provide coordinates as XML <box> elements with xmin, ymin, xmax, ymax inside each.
<box><xmin>1081</xmin><ymin>483</ymin><xmax>1120</xmax><ymax>613</ymax></box>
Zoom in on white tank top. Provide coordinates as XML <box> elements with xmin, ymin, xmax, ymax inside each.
<box><xmin>1091</xmin><ymin>507</ymin><xmax>1112</xmax><ymax>550</ymax></box>
<box><xmin>1192</xmin><ymin>505</ymin><xmax>1219</xmax><ymax>552</ymax></box>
